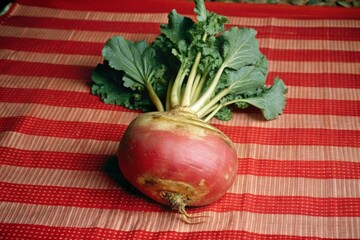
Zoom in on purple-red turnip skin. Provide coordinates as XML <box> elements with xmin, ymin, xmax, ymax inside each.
<box><xmin>117</xmin><ymin>110</ymin><xmax>238</xmax><ymax>207</ymax></box>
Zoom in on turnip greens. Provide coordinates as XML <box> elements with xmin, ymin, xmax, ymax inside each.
<box><xmin>91</xmin><ymin>0</ymin><xmax>287</xmax><ymax>121</ymax></box>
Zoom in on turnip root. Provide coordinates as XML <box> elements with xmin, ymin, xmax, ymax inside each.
<box><xmin>118</xmin><ymin>108</ymin><xmax>238</xmax><ymax>223</ymax></box>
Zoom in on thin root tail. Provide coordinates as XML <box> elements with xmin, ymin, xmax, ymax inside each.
<box><xmin>179</xmin><ymin>207</ymin><xmax>209</xmax><ymax>224</ymax></box>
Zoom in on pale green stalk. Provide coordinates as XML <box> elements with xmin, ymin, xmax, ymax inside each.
<box><xmin>180</xmin><ymin>33</ymin><xmax>208</xmax><ymax>107</ymax></box>
<box><xmin>191</xmin><ymin>68</ymin><xmax>209</xmax><ymax>104</ymax></box>
<box><xmin>145</xmin><ymin>81</ymin><xmax>164</xmax><ymax>111</ymax></box>
<box><xmin>197</xmin><ymin>87</ymin><xmax>229</xmax><ymax>118</ymax></box>
<box><xmin>189</xmin><ymin>64</ymin><xmax>226</xmax><ymax>113</ymax></box>
<box><xmin>165</xmin><ymin>80</ymin><xmax>174</xmax><ymax>111</ymax></box>
<box><xmin>203</xmin><ymin>97</ymin><xmax>248</xmax><ymax>121</ymax></box>
<box><xmin>180</xmin><ymin>52</ymin><xmax>201</xmax><ymax>107</ymax></box>
<box><xmin>170</xmin><ymin>65</ymin><xmax>187</xmax><ymax>108</ymax></box>
<box><xmin>190</xmin><ymin>73</ymin><xmax>201</xmax><ymax>102</ymax></box>
<box><xmin>203</xmin><ymin>104</ymin><xmax>222</xmax><ymax>122</ymax></box>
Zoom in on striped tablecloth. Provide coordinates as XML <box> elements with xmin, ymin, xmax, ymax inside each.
<box><xmin>1</xmin><ymin>0</ymin><xmax>360</xmax><ymax>239</ymax></box>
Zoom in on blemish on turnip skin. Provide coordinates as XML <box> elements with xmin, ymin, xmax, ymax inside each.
<box><xmin>152</xmin><ymin>113</ymin><xmax>162</xmax><ymax>119</ymax></box>
<box><xmin>198</xmin><ymin>179</ymin><xmax>206</xmax><ymax>187</ymax></box>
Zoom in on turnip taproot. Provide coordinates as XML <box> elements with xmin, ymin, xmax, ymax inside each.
<box><xmin>117</xmin><ymin>108</ymin><xmax>238</xmax><ymax>222</ymax></box>
<box><xmin>92</xmin><ymin>0</ymin><xmax>287</xmax><ymax>223</ymax></box>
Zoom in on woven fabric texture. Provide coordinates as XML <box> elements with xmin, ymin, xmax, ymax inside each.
<box><xmin>0</xmin><ymin>0</ymin><xmax>360</xmax><ymax>239</ymax></box>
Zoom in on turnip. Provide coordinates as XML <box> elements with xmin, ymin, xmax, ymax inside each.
<box><xmin>92</xmin><ymin>0</ymin><xmax>287</xmax><ymax>223</ymax></box>
<box><xmin>117</xmin><ymin>108</ymin><xmax>238</xmax><ymax>222</ymax></box>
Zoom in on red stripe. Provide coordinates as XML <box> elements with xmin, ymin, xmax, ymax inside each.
<box><xmin>0</xmin><ymin>86</ymin><xmax>359</xmax><ymax>116</ymax></box>
<box><xmin>2</xmin><ymin>37</ymin><xmax>359</xmax><ymax>63</ymax></box>
<box><xmin>262</xmin><ymin>49</ymin><xmax>360</xmax><ymax>63</ymax></box>
<box><xmin>255</xmin><ymin>26</ymin><xmax>360</xmax><ymax>41</ymax></box>
<box><xmin>4</xmin><ymin>17</ymin><xmax>161</xmax><ymax>34</ymax></box>
<box><xmin>216</xmin><ymin>126</ymin><xmax>360</xmax><ymax>147</ymax></box>
<box><xmin>0</xmin><ymin>60</ymin><xmax>93</xmax><ymax>80</ymax></box>
<box><xmin>203</xmin><ymin>193</ymin><xmax>360</xmax><ymax>217</ymax></box>
<box><xmin>238</xmin><ymin>159</ymin><xmax>360</xmax><ymax>179</ymax></box>
<box><xmin>0</xmin><ymin>37</ymin><xmax>103</xmax><ymax>56</ymax></box>
<box><xmin>1</xmin><ymin>115</ymin><xmax>358</xmax><ymax>147</ymax></box>
<box><xmin>0</xmin><ymin>147</ymin><xmax>111</xmax><ymax>170</ymax></box>
<box><xmin>16</xmin><ymin>0</ymin><xmax>360</xmax><ymax>20</ymax></box>
<box><xmin>2</xmin><ymin>182</ymin><xmax>360</xmax><ymax>217</ymax></box>
<box><xmin>0</xmin><ymin>87</ymin><xmax>123</xmax><ymax>111</ymax></box>
<box><xmin>238</xmin><ymin>98</ymin><xmax>360</xmax><ymax>117</ymax></box>
<box><xmin>2</xmin><ymin>59</ymin><xmax>360</xmax><ymax>91</ymax></box>
<box><xmin>267</xmin><ymin>72</ymin><xmax>360</xmax><ymax>89</ymax></box>
<box><xmin>1</xmin><ymin>147</ymin><xmax>359</xmax><ymax>179</ymax></box>
<box><xmin>0</xmin><ymin>223</ymin><xmax>338</xmax><ymax>240</ymax></box>
<box><xmin>285</xmin><ymin>98</ymin><xmax>360</xmax><ymax>116</ymax></box>
<box><xmin>5</xmin><ymin>16</ymin><xmax>360</xmax><ymax>42</ymax></box>
<box><xmin>0</xmin><ymin>116</ymin><xmax>126</xmax><ymax>141</ymax></box>
<box><xmin>0</xmin><ymin>181</ymin><xmax>161</xmax><ymax>212</ymax></box>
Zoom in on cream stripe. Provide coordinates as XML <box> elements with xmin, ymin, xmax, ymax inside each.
<box><xmin>1</xmin><ymin>131</ymin><xmax>359</xmax><ymax>162</ymax></box>
<box><xmin>0</xmin><ymin>49</ymin><xmax>102</xmax><ymax>67</ymax></box>
<box><xmin>286</xmin><ymin>86</ymin><xmax>360</xmax><ymax>100</ymax></box>
<box><xmin>0</xmin><ymin>202</ymin><xmax>359</xmax><ymax>238</ymax></box>
<box><xmin>1</xmin><ymin>164</ymin><xmax>359</xmax><ymax>198</ymax></box>
<box><xmin>231</xmin><ymin>175</ymin><xmax>360</xmax><ymax>197</ymax></box>
<box><xmin>270</xmin><ymin>61</ymin><xmax>360</xmax><ymax>74</ymax></box>
<box><xmin>1</xmin><ymin>25</ymin><xmax>359</xmax><ymax>52</ymax></box>
<box><xmin>1</xmin><ymin>74</ymin><xmax>360</xmax><ymax>101</ymax></box>
<box><xmin>1</xmin><ymin>102</ymin><xmax>359</xmax><ymax>131</ymax></box>
<box><xmin>11</xmin><ymin>4</ymin><xmax>360</xmax><ymax>29</ymax></box>
<box><xmin>211</xmin><ymin>113</ymin><xmax>360</xmax><ymax>131</ymax></box>
<box><xmin>0</xmin><ymin>131</ymin><xmax>118</xmax><ymax>155</ymax></box>
<box><xmin>234</xmin><ymin>144</ymin><xmax>360</xmax><ymax>162</ymax></box>
<box><xmin>0</xmin><ymin>103</ymin><xmax>139</xmax><ymax>125</ymax></box>
<box><xmin>11</xmin><ymin>4</ymin><xmax>168</xmax><ymax>23</ymax></box>
<box><xmin>0</xmin><ymin>165</ymin><xmax>117</xmax><ymax>189</ymax></box>
<box><xmin>0</xmin><ymin>75</ymin><xmax>89</xmax><ymax>92</ymax></box>
<box><xmin>1</xmin><ymin>49</ymin><xmax>360</xmax><ymax>74</ymax></box>
<box><xmin>0</xmin><ymin>25</ymin><xmax>156</xmax><ymax>43</ymax></box>
<box><xmin>258</xmin><ymin>38</ymin><xmax>360</xmax><ymax>52</ymax></box>
<box><xmin>228</xmin><ymin>15</ymin><xmax>360</xmax><ymax>29</ymax></box>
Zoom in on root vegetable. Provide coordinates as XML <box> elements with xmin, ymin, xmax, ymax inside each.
<box><xmin>117</xmin><ymin>108</ymin><xmax>238</xmax><ymax>222</ymax></box>
<box><xmin>91</xmin><ymin>0</ymin><xmax>287</xmax><ymax>223</ymax></box>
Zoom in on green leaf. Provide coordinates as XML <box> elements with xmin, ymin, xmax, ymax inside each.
<box><xmin>91</xmin><ymin>63</ymin><xmax>155</xmax><ymax>112</ymax></box>
<box><xmin>91</xmin><ymin>63</ymin><xmax>127</xmax><ymax>104</ymax></box>
<box><xmin>102</xmin><ymin>36</ymin><xmax>163</xmax><ymax>86</ymax></box>
<box><xmin>194</xmin><ymin>0</ymin><xmax>207</xmax><ymax>22</ymax></box>
<box><xmin>159</xmin><ymin>10</ymin><xmax>195</xmax><ymax>70</ymax></box>
<box><xmin>102</xmin><ymin>36</ymin><xmax>167</xmax><ymax>111</ymax></box>
<box><xmin>239</xmin><ymin>78</ymin><xmax>287</xmax><ymax>120</ymax></box>
<box><xmin>152</xmin><ymin>34</ymin><xmax>180</xmax><ymax>76</ymax></box>
<box><xmin>160</xmin><ymin>10</ymin><xmax>194</xmax><ymax>45</ymax></box>
<box><xmin>225</xmin><ymin>56</ymin><xmax>268</xmax><ymax>95</ymax></box>
<box><xmin>221</xmin><ymin>27</ymin><xmax>263</xmax><ymax>70</ymax></box>
<box><xmin>190</xmin><ymin>9</ymin><xmax>228</xmax><ymax>40</ymax></box>
<box><xmin>215</xmin><ymin>106</ymin><xmax>233</xmax><ymax>121</ymax></box>
<box><xmin>203</xmin><ymin>12</ymin><xmax>228</xmax><ymax>36</ymax></box>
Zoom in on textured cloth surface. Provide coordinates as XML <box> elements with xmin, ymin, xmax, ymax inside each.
<box><xmin>0</xmin><ymin>0</ymin><xmax>360</xmax><ymax>239</ymax></box>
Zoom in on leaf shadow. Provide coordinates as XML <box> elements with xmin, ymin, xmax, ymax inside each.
<box><xmin>232</xmin><ymin>106</ymin><xmax>267</xmax><ymax>122</ymax></box>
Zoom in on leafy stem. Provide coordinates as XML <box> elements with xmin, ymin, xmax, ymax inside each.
<box><xmin>170</xmin><ymin>64</ymin><xmax>187</xmax><ymax>109</ymax></box>
<box><xmin>146</xmin><ymin>81</ymin><xmax>164</xmax><ymax>112</ymax></box>
<box><xmin>189</xmin><ymin>64</ymin><xmax>226</xmax><ymax>113</ymax></box>
<box><xmin>91</xmin><ymin>0</ymin><xmax>287</xmax><ymax>122</ymax></box>
<box><xmin>181</xmin><ymin>32</ymin><xmax>208</xmax><ymax>107</ymax></box>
